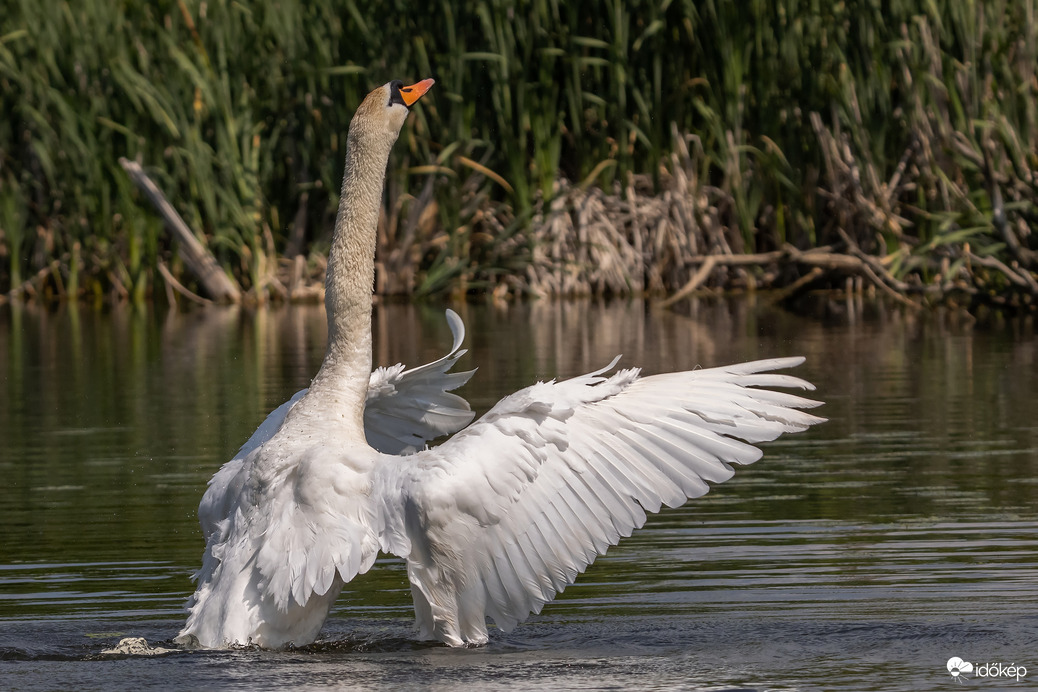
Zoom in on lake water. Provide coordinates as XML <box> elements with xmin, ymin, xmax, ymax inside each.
<box><xmin>0</xmin><ymin>298</ymin><xmax>1035</xmax><ymax>690</ymax></box>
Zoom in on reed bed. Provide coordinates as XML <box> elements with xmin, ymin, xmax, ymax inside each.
<box><xmin>1</xmin><ymin>1</ymin><xmax>1037</xmax><ymax>311</ymax></box>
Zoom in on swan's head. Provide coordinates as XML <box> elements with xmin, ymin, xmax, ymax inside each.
<box><xmin>349</xmin><ymin>78</ymin><xmax>435</xmax><ymax>147</ymax></box>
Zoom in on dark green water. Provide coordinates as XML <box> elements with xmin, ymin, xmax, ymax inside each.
<box><xmin>1</xmin><ymin>299</ymin><xmax>1035</xmax><ymax>690</ymax></box>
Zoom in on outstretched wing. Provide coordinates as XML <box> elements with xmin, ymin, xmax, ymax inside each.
<box><xmin>375</xmin><ymin>357</ymin><xmax>824</xmax><ymax>645</ymax></box>
<box><xmin>364</xmin><ymin>309</ymin><xmax>476</xmax><ymax>454</ymax></box>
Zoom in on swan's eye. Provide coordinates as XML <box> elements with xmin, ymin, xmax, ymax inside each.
<box><xmin>388</xmin><ymin>80</ymin><xmax>407</xmax><ymax>107</ymax></box>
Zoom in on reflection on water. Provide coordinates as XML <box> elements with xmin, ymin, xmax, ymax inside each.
<box><xmin>0</xmin><ymin>299</ymin><xmax>1036</xmax><ymax>690</ymax></box>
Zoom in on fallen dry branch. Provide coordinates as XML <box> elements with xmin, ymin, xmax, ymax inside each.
<box><xmin>967</xmin><ymin>252</ymin><xmax>1038</xmax><ymax>293</ymax></box>
<box><xmin>157</xmin><ymin>261</ymin><xmax>212</xmax><ymax>307</ymax></box>
<box><xmin>6</xmin><ymin>261</ymin><xmax>61</xmax><ymax>300</ymax></box>
<box><xmin>658</xmin><ymin>255</ymin><xmax>720</xmax><ymax>306</ymax></box>
<box><xmin>659</xmin><ymin>245</ymin><xmax>919</xmax><ymax>308</ymax></box>
<box><xmin>119</xmin><ymin>158</ymin><xmax>241</xmax><ymax>303</ymax></box>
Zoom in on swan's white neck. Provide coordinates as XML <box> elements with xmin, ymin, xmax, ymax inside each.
<box><xmin>300</xmin><ymin>125</ymin><xmax>398</xmax><ymax>436</ymax></box>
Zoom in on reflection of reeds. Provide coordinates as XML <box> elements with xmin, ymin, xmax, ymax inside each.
<box><xmin>1</xmin><ymin>2</ymin><xmax>1037</xmax><ymax>307</ymax></box>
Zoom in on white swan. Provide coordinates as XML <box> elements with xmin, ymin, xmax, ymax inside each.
<box><xmin>176</xmin><ymin>78</ymin><xmax>825</xmax><ymax>649</ymax></box>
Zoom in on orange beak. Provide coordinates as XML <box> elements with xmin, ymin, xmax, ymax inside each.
<box><xmin>399</xmin><ymin>78</ymin><xmax>435</xmax><ymax>107</ymax></box>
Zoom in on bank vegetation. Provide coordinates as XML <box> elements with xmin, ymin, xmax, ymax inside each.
<box><xmin>1</xmin><ymin>1</ymin><xmax>1037</xmax><ymax>312</ymax></box>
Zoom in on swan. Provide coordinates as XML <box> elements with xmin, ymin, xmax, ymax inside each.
<box><xmin>176</xmin><ymin>78</ymin><xmax>825</xmax><ymax>649</ymax></box>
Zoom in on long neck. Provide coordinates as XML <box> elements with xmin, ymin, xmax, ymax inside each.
<box><xmin>304</xmin><ymin>127</ymin><xmax>394</xmax><ymax>433</ymax></box>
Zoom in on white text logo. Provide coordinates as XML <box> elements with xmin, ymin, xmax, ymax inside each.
<box><xmin>947</xmin><ymin>656</ymin><xmax>1028</xmax><ymax>683</ymax></box>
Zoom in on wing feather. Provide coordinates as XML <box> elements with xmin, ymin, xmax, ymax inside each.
<box><xmin>364</xmin><ymin>309</ymin><xmax>476</xmax><ymax>454</ymax></box>
<box><xmin>377</xmin><ymin>357</ymin><xmax>824</xmax><ymax>644</ymax></box>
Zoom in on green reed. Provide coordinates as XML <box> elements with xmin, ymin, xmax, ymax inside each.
<box><xmin>1</xmin><ymin>0</ymin><xmax>1036</xmax><ymax>299</ymax></box>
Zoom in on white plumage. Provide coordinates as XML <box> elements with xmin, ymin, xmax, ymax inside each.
<box><xmin>176</xmin><ymin>78</ymin><xmax>825</xmax><ymax>649</ymax></box>
<box><xmin>374</xmin><ymin>355</ymin><xmax>822</xmax><ymax>646</ymax></box>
